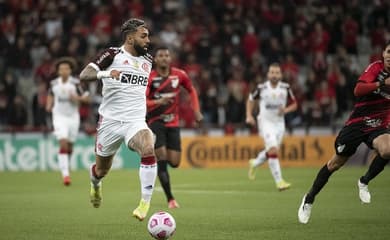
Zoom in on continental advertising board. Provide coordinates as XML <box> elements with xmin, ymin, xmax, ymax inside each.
<box><xmin>180</xmin><ymin>135</ymin><xmax>337</xmax><ymax>168</ymax></box>
<box><xmin>0</xmin><ymin>134</ymin><xmax>369</xmax><ymax>171</ymax></box>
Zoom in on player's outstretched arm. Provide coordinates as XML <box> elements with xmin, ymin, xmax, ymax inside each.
<box><xmin>354</xmin><ymin>70</ymin><xmax>390</xmax><ymax>97</ymax></box>
<box><xmin>80</xmin><ymin>65</ymin><xmax>121</xmax><ymax>82</ymax></box>
<box><xmin>187</xmin><ymin>86</ymin><xmax>203</xmax><ymax>123</ymax></box>
<box><xmin>80</xmin><ymin>65</ymin><xmax>99</xmax><ymax>82</ymax></box>
<box><xmin>45</xmin><ymin>94</ymin><xmax>53</xmax><ymax>112</ymax></box>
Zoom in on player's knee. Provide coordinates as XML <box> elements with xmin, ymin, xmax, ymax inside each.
<box><xmin>378</xmin><ymin>148</ymin><xmax>390</xmax><ymax>160</ymax></box>
<box><xmin>141</xmin><ymin>145</ymin><xmax>155</xmax><ymax>157</ymax></box>
<box><xmin>327</xmin><ymin>155</ymin><xmax>347</xmax><ymax>171</ymax></box>
<box><xmin>267</xmin><ymin>148</ymin><xmax>278</xmax><ymax>155</ymax></box>
<box><xmin>59</xmin><ymin>146</ymin><xmax>69</xmax><ymax>154</ymax></box>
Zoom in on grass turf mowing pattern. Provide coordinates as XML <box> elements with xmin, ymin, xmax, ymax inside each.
<box><xmin>0</xmin><ymin>167</ymin><xmax>389</xmax><ymax>240</ymax></box>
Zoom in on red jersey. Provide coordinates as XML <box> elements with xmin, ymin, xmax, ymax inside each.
<box><xmin>146</xmin><ymin>67</ymin><xmax>199</xmax><ymax>127</ymax></box>
<box><xmin>346</xmin><ymin>61</ymin><xmax>390</xmax><ymax>130</ymax></box>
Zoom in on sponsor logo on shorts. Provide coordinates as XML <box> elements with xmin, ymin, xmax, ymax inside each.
<box><xmin>337</xmin><ymin>144</ymin><xmax>345</xmax><ymax>153</ymax></box>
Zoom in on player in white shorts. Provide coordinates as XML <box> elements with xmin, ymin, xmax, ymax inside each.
<box><xmin>46</xmin><ymin>57</ymin><xmax>90</xmax><ymax>186</ymax></box>
<box><xmin>246</xmin><ymin>62</ymin><xmax>297</xmax><ymax>191</ymax></box>
<box><xmin>79</xmin><ymin>18</ymin><xmax>157</xmax><ymax>221</ymax></box>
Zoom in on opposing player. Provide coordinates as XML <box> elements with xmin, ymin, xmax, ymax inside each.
<box><xmin>79</xmin><ymin>18</ymin><xmax>157</xmax><ymax>221</ymax></box>
<box><xmin>146</xmin><ymin>46</ymin><xmax>203</xmax><ymax>208</ymax></box>
<box><xmin>298</xmin><ymin>42</ymin><xmax>390</xmax><ymax>224</ymax></box>
<box><xmin>246</xmin><ymin>62</ymin><xmax>297</xmax><ymax>191</ymax></box>
<box><xmin>46</xmin><ymin>57</ymin><xmax>90</xmax><ymax>186</ymax></box>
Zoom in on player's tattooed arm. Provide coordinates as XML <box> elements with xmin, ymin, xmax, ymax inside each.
<box><xmin>80</xmin><ymin>65</ymin><xmax>99</xmax><ymax>81</ymax></box>
<box><xmin>80</xmin><ymin>65</ymin><xmax>121</xmax><ymax>81</ymax></box>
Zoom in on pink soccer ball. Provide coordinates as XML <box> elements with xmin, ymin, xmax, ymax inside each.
<box><xmin>147</xmin><ymin>211</ymin><xmax>176</xmax><ymax>239</ymax></box>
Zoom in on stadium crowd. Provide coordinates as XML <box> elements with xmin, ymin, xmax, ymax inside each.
<box><xmin>0</xmin><ymin>0</ymin><xmax>389</xmax><ymax>134</ymax></box>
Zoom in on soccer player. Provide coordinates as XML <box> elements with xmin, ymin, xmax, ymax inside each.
<box><xmin>298</xmin><ymin>42</ymin><xmax>390</xmax><ymax>224</ymax></box>
<box><xmin>79</xmin><ymin>18</ymin><xmax>157</xmax><ymax>221</ymax></box>
<box><xmin>246</xmin><ymin>62</ymin><xmax>297</xmax><ymax>191</ymax></box>
<box><xmin>146</xmin><ymin>46</ymin><xmax>203</xmax><ymax>209</ymax></box>
<box><xmin>46</xmin><ymin>57</ymin><xmax>90</xmax><ymax>186</ymax></box>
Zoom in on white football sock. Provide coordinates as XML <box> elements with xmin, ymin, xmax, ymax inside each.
<box><xmin>90</xmin><ymin>164</ymin><xmax>102</xmax><ymax>188</ymax></box>
<box><xmin>139</xmin><ymin>160</ymin><xmax>157</xmax><ymax>203</ymax></box>
<box><xmin>268</xmin><ymin>157</ymin><xmax>283</xmax><ymax>183</ymax></box>
<box><xmin>58</xmin><ymin>153</ymin><xmax>70</xmax><ymax>177</ymax></box>
<box><xmin>252</xmin><ymin>150</ymin><xmax>267</xmax><ymax>167</ymax></box>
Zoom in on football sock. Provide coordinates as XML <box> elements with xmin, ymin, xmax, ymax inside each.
<box><xmin>305</xmin><ymin>164</ymin><xmax>333</xmax><ymax>204</ymax></box>
<box><xmin>158</xmin><ymin>160</ymin><xmax>174</xmax><ymax>201</ymax></box>
<box><xmin>360</xmin><ymin>155</ymin><xmax>389</xmax><ymax>185</ymax></box>
<box><xmin>58</xmin><ymin>149</ymin><xmax>69</xmax><ymax>177</ymax></box>
<box><xmin>268</xmin><ymin>155</ymin><xmax>283</xmax><ymax>183</ymax></box>
<box><xmin>140</xmin><ymin>156</ymin><xmax>157</xmax><ymax>203</ymax></box>
<box><xmin>90</xmin><ymin>164</ymin><xmax>103</xmax><ymax>188</ymax></box>
<box><xmin>252</xmin><ymin>150</ymin><xmax>267</xmax><ymax>167</ymax></box>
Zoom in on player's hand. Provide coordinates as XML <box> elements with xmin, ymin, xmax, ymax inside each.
<box><xmin>278</xmin><ymin>107</ymin><xmax>285</xmax><ymax>116</ymax></box>
<box><xmin>69</xmin><ymin>93</ymin><xmax>80</xmax><ymax>103</ymax></box>
<box><xmin>377</xmin><ymin>70</ymin><xmax>390</xmax><ymax>86</ymax></box>
<box><xmin>245</xmin><ymin>116</ymin><xmax>256</xmax><ymax>126</ymax></box>
<box><xmin>194</xmin><ymin>111</ymin><xmax>204</xmax><ymax>123</ymax></box>
<box><xmin>111</xmin><ymin>70</ymin><xmax>121</xmax><ymax>80</ymax></box>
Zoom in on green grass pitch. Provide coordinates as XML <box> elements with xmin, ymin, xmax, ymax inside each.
<box><xmin>0</xmin><ymin>167</ymin><xmax>389</xmax><ymax>240</ymax></box>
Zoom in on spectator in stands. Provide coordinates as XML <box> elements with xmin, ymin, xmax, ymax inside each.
<box><xmin>7</xmin><ymin>94</ymin><xmax>28</xmax><ymax>129</ymax></box>
<box><xmin>32</xmin><ymin>81</ymin><xmax>48</xmax><ymax>129</ymax></box>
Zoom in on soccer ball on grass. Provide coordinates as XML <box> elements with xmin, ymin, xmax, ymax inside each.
<box><xmin>147</xmin><ymin>211</ymin><xmax>176</xmax><ymax>239</ymax></box>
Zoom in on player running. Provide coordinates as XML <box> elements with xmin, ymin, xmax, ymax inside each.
<box><xmin>298</xmin><ymin>41</ymin><xmax>390</xmax><ymax>224</ymax></box>
<box><xmin>146</xmin><ymin>46</ymin><xmax>203</xmax><ymax>208</ymax></box>
<box><xmin>246</xmin><ymin>62</ymin><xmax>297</xmax><ymax>191</ymax></box>
<box><xmin>79</xmin><ymin>18</ymin><xmax>157</xmax><ymax>221</ymax></box>
<box><xmin>46</xmin><ymin>57</ymin><xmax>90</xmax><ymax>186</ymax></box>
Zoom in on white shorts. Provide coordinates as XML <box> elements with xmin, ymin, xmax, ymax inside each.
<box><xmin>52</xmin><ymin>115</ymin><xmax>80</xmax><ymax>142</ymax></box>
<box><xmin>258</xmin><ymin>119</ymin><xmax>285</xmax><ymax>151</ymax></box>
<box><xmin>95</xmin><ymin>117</ymin><xmax>152</xmax><ymax>157</ymax></box>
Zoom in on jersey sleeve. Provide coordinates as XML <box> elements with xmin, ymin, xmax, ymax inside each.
<box><xmin>178</xmin><ymin>70</ymin><xmax>194</xmax><ymax>91</ymax></box>
<box><xmin>48</xmin><ymin>80</ymin><xmax>56</xmax><ymax>96</ymax></box>
<box><xmin>358</xmin><ymin>61</ymin><xmax>383</xmax><ymax>84</ymax></box>
<box><xmin>88</xmin><ymin>48</ymin><xmax>120</xmax><ymax>71</ymax></box>
<box><xmin>248</xmin><ymin>84</ymin><xmax>262</xmax><ymax>101</ymax></box>
<box><xmin>287</xmin><ymin>86</ymin><xmax>296</xmax><ymax>102</ymax></box>
<box><xmin>179</xmin><ymin>69</ymin><xmax>200</xmax><ymax>111</ymax></box>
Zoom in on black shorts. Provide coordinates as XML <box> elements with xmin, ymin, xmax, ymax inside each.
<box><xmin>335</xmin><ymin>123</ymin><xmax>390</xmax><ymax>157</ymax></box>
<box><xmin>149</xmin><ymin>121</ymin><xmax>181</xmax><ymax>151</ymax></box>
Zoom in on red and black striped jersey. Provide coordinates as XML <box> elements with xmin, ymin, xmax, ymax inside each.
<box><xmin>346</xmin><ymin>61</ymin><xmax>390</xmax><ymax>130</ymax></box>
<box><xmin>146</xmin><ymin>67</ymin><xmax>197</xmax><ymax>127</ymax></box>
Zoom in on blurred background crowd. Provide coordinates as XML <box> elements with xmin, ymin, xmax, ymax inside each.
<box><xmin>0</xmin><ymin>0</ymin><xmax>389</xmax><ymax>134</ymax></box>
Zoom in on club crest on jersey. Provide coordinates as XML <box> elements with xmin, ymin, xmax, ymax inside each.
<box><xmin>123</xmin><ymin>60</ymin><xmax>130</xmax><ymax>65</ymax></box>
<box><xmin>171</xmin><ymin>77</ymin><xmax>179</xmax><ymax>88</ymax></box>
<box><xmin>142</xmin><ymin>62</ymin><xmax>149</xmax><ymax>72</ymax></box>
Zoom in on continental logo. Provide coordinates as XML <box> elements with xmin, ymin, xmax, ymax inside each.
<box><xmin>183</xmin><ymin>136</ymin><xmax>328</xmax><ymax>168</ymax></box>
<box><xmin>186</xmin><ymin>140</ymin><xmax>262</xmax><ymax>168</ymax></box>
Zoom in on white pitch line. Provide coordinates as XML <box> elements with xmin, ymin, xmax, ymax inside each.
<box><xmin>154</xmin><ymin>187</ymin><xmax>259</xmax><ymax>195</ymax></box>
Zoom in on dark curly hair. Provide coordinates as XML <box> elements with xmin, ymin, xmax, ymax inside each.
<box><xmin>55</xmin><ymin>56</ymin><xmax>76</xmax><ymax>72</ymax></box>
<box><xmin>120</xmin><ymin>18</ymin><xmax>146</xmax><ymax>41</ymax></box>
